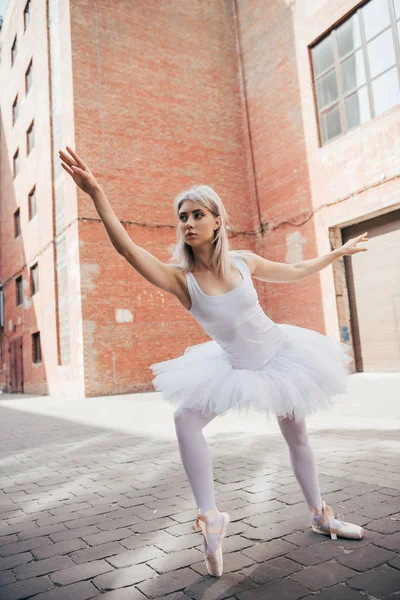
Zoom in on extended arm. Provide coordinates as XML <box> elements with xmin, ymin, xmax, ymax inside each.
<box><xmin>59</xmin><ymin>147</ymin><xmax>180</xmax><ymax>294</ymax></box>
<box><xmin>245</xmin><ymin>234</ymin><xmax>368</xmax><ymax>283</ymax></box>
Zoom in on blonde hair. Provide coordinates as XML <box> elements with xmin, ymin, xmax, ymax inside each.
<box><xmin>168</xmin><ymin>184</ymin><xmax>253</xmax><ymax>278</ymax></box>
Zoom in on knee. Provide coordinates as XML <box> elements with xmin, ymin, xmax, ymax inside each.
<box><xmin>174</xmin><ymin>406</ymin><xmax>191</xmax><ymax>436</ymax></box>
<box><xmin>279</xmin><ymin>417</ymin><xmax>309</xmax><ymax>448</ymax></box>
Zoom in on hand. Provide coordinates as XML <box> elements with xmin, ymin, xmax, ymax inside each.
<box><xmin>59</xmin><ymin>146</ymin><xmax>101</xmax><ymax>196</ymax></box>
<box><xmin>339</xmin><ymin>232</ymin><xmax>369</xmax><ymax>256</ymax></box>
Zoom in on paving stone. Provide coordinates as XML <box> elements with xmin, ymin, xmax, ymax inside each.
<box><xmin>70</xmin><ymin>541</ymin><xmax>127</xmax><ymax>564</ymax></box>
<box><xmin>108</xmin><ymin>545</ymin><xmax>166</xmax><ymax>568</ymax></box>
<box><xmin>285</xmin><ymin>540</ymin><xmax>345</xmax><ymax>566</ymax></box>
<box><xmin>0</xmin><ymin>575</ymin><xmax>54</xmax><ymax>600</ymax></box>
<box><xmin>373</xmin><ymin>530</ymin><xmax>400</xmax><ymax>551</ymax></box>
<box><xmin>147</xmin><ymin>548</ymin><xmax>205</xmax><ymax>573</ymax></box>
<box><xmin>50</xmin><ymin>558</ymin><xmax>114</xmax><ymax>585</ymax></box>
<box><xmin>0</xmin><ymin>535</ymin><xmax>53</xmax><ymax>557</ymax></box>
<box><xmin>388</xmin><ymin>554</ymin><xmax>400</xmax><ymax>570</ymax></box>
<box><xmin>49</xmin><ymin>525</ymin><xmax>100</xmax><ymax>543</ymax></box>
<box><xmin>358</xmin><ymin>502</ymin><xmax>400</xmax><ymax>519</ymax></box>
<box><xmin>289</xmin><ymin>559</ymin><xmax>357</xmax><ymax>592</ymax></box>
<box><xmin>366</xmin><ymin>514</ymin><xmax>400</xmax><ymax>535</ymax></box>
<box><xmin>0</xmin><ymin>552</ymin><xmax>33</xmax><ymax>570</ymax></box>
<box><xmin>13</xmin><ymin>555</ymin><xmax>75</xmax><ymax>580</ymax></box>
<box><xmin>184</xmin><ymin>571</ymin><xmax>257</xmax><ymax>599</ymax></box>
<box><xmin>241</xmin><ymin>555</ymin><xmax>303</xmax><ymax>585</ymax></box>
<box><xmin>336</xmin><ymin>543</ymin><xmax>396</xmax><ymax>571</ymax></box>
<box><xmin>32</xmin><ymin>538</ymin><xmax>87</xmax><ymax>559</ymax></box>
<box><xmin>241</xmin><ymin>538</ymin><xmax>298</xmax><ymax>562</ymax></box>
<box><xmin>0</xmin><ymin>570</ymin><xmax>16</xmax><ymax>585</ymax></box>
<box><xmin>137</xmin><ymin>567</ymin><xmax>200</xmax><ymax>597</ymax></box>
<box><xmin>100</xmin><ymin>588</ymin><xmax>148</xmax><ymax>600</ymax></box>
<box><xmin>32</xmin><ymin>580</ymin><xmax>99</xmax><ymax>599</ymax></box>
<box><xmin>301</xmin><ymin>584</ymin><xmax>370</xmax><ymax>600</ymax></box>
<box><xmin>236</xmin><ymin>576</ymin><xmax>310</xmax><ymax>600</ymax></box>
<box><xmin>347</xmin><ymin>564</ymin><xmax>400</xmax><ymax>597</ymax></box>
<box><xmin>93</xmin><ymin>563</ymin><xmax>156</xmax><ymax>591</ymax></box>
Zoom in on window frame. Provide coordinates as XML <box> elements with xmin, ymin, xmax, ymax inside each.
<box><xmin>30</xmin><ymin>263</ymin><xmax>39</xmax><ymax>296</ymax></box>
<box><xmin>13</xmin><ymin>149</ymin><xmax>20</xmax><ymax>178</ymax></box>
<box><xmin>28</xmin><ymin>185</ymin><xmax>37</xmax><ymax>220</ymax></box>
<box><xmin>310</xmin><ymin>0</ymin><xmax>400</xmax><ymax>146</ymax></box>
<box><xmin>16</xmin><ymin>275</ymin><xmax>23</xmax><ymax>306</ymax></box>
<box><xmin>12</xmin><ymin>94</ymin><xmax>18</xmax><ymax>126</ymax></box>
<box><xmin>32</xmin><ymin>332</ymin><xmax>42</xmax><ymax>364</ymax></box>
<box><xmin>25</xmin><ymin>59</ymin><xmax>33</xmax><ymax>95</ymax></box>
<box><xmin>11</xmin><ymin>35</ymin><xmax>17</xmax><ymax>67</ymax></box>
<box><xmin>27</xmin><ymin>120</ymin><xmax>35</xmax><ymax>155</ymax></box>
<box><xmin>14</xmin><ymin>208</ymin><xmax>21</xmax><ymax>238</ymax></box>
<box><xmin>24</xmin><ymin>0</ymin><xmax>31</xmax><ymax>32</ymax></box>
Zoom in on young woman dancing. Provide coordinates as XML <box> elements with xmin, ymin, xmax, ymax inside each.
<box><xmin>59</xmin><ymin>146</ymin><xmax>368</xmax><ymax>578</ymax></box>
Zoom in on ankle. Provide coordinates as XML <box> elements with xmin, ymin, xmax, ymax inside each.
<box><xmin>200</xmin><ymin>507</ymin><xmax>221</xmax><ymax>522</ymax></box>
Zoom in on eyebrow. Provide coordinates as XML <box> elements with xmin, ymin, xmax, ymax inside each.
<box><xmin>178</xmin><ymin>209</ymin><xmax>203</xmax><ymax>216</ymax></box>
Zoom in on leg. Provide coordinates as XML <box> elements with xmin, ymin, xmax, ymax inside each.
<box><xmin>174</xmin><ymin>406</ymin><xmax>218</xmax><ymax>512</ymax></box>
<box><xmin>277</xmin><ymin>414</ymin><xmax>364</xmax><ymax>539</ymax></box>
<box><xmin>277</xmin><ymin>414</ymin><xmax>322</xmax><ymax>510</ymax></box>
<box><xmin>174</xmin><ymin>406</ymin><xmax>224</xmax><ymax>554</ymax></box>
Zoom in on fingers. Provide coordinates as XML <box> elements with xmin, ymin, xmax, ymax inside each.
<box><xmin>66</xmin><ymin>146</ymin><xmax>86</xmax><ymax>169</ymax></box>
<box><xmin>61</xmin><ymin>162</ymin><xmax>74</xmax><ymax>177</ymax></box>
<box><xmin>59</xmin><ymin>150</ymin><xmax>76</xmax><ymax>169</ymax></box>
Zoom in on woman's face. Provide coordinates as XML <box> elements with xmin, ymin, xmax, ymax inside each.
<box><xmin>178</xmin><ymin>200</ymin><xmax>221</xmax><ymax>246</ymax></box>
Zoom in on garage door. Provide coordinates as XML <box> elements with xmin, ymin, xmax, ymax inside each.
<box><xmin>342</xmin><ymin>208</ymin><xmax>400</xmax><ymax>372</ymax></box>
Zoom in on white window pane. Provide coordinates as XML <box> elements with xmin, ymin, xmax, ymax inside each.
<box><xmin>321</xmin><ymin>104</ymin><xmax>342</xmax><ymax>143</ymax></box>
<box><xmin>344</xmin><ymin>86</ymin><xmax>371</xmax><ymax>129</ymax></box>
<box><xmin>340</xmin><ymin>50</ymin><xmax>366</xmax><ymax>94</ymax></box>
<box><xmin>394</xmin><ymin>0</ymin><xmax>400</xmax><ymax>19</ymax></box>
<box><xmin>372</xmin><ymin>67</ymin><xmax>400</xmax><ymax>116</ymax></box>
<box><xmin>316</xmin><ymin>69</ymin><xmax>338</xmax><ymax>110</ymax></box>
<box><xmin>337</xmin><ymin>16</ymin><xmax>361</xmax><ymax>57</ymax></box>
<box><xmin>362</xmin><ymin>0</ymin><xmax>390</xmax><ymax>40</ymax></box>
<box><xmin>312</xmin><ymin>36</ymin><xmax>334</xmax><ymax>77</ymax></box>
<box><xmin>367</xmin><ymin>28</ymin><xmax>396</xmax><ymax>78</ymax></box>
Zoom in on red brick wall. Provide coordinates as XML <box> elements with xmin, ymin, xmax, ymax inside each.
<box><xmin>236</xmin><ymin>0</ymin><xmax>324</xmax><ymax>328</ymax></box>
<box><xmin>71</xmin><ymin>0</ymin><xmax>257</xmax><ymax>395</ymax></box>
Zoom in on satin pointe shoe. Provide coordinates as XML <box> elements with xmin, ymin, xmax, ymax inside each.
<box><xmin>191</xmin><ymin>511</ymin><xmax>230</xmax><ymax>577</ymax></box>
<box><xmin>310</xmin><ymin>500</ymin><xmax>364</xmax><ymax>540</ymax></box>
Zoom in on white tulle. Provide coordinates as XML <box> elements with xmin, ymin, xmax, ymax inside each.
<box><xmin>150</xmin><ymin>323</ymin><xmax>353</xmax><ymax>423</ymax></box>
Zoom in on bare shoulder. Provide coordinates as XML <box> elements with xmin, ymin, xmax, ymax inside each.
<box><xmin>231</xmin><ymin>250</ymin><xmax>257</xmax><ymax>275</ymax></box>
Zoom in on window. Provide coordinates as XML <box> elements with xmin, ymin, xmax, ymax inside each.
<box><xmin>27</xmin><ymin>121</ymin><xmax>35</xmax><ymax>154</ymax></box>
<box><xmin>24</xmin><ymin>0</ymin><xmax>31</xmax><ymax>31</ymax></box>
<box><xmin>12</xmin><ymin>95</ymin><xmax>18</xmax><ymax>125</ymax></box>
<box><xmin>311</xmin><ymin>0</ymin><xmax>400</xmax><ymax>144</ymax></box>
<box><xmin>30</xmin><ymin>263</ymin><xmax>39</xmax><ymax>295</ymax></box>
<box><xmin>29</xmin><ymin>186</ymin><xmax>37</xmax><ymax>219</ymax></box>
<box><xmin>16</xmin><ymin>276</ymin><xmax>23</xmax><ymax>306</ymax></box>
<box><xmin>25</xmin><ymin>60</ymin><xmax>33</xmax><ymax>94</ymax></box>
<box><xmin>13</xmin><ymin>149</ymin><xmax>19</xmax><ymax>178</ymax></box>
<box><xmin>32</xmin><ymin>332</ymin><xmax>41</xmax><ymax>363</ymax></box>
<box><xmin>11</xmin><ymin>36</ymin><xmax>17</xmax><ymax>66</ymax></box>
<box><xmin>14</xmin><ymin>208</ymin><xmax>21</xmax><ymax>238</ymax></box>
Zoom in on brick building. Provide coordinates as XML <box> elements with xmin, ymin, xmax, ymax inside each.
<box><xmin>0</xmin><ymin>0</ymin><xmax>399</xmax><ymax>396</ymax></box>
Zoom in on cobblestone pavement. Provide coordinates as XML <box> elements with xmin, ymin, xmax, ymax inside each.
<box><xmin>0</xmin><ymin>373</ymin><xmax>399</xmax><ymax>600</ymax></box>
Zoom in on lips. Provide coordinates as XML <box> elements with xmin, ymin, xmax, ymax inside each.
<box><xmin>186</xmin><ymin>233</ymin><xmax>196</xmax><ymax>237</ymax></box>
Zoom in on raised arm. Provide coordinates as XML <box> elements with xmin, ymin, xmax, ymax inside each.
<box><xmin>243</xmin><ymin>234</ymin><xmax>368</xmax><ymax>283</ymax></box>
<box><xmin>59</xmin><ymin>146</ymin><xmax>180</xmax><ymax>294</ymax></box>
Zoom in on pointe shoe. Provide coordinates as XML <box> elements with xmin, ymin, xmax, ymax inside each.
<box><xmin>310</xmin><ymin>500</ymin><xmax>364</xmax><ymax>540</ymax></box>
<box><xmin>191</xmin><ymin>511</ymin><xmax>230</xmax><ymax>577</ymax></box>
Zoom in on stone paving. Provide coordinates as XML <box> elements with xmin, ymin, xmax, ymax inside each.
<box><xmin>0</xmin><ymin>373</ymin><xmax>399</xmax><ymax>599</ymax></box>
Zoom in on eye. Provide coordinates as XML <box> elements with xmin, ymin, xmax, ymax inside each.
<box><xmin>195</xmin><ymin>213</ymin><xmax>203</xmax><ymax>218</ymax></box>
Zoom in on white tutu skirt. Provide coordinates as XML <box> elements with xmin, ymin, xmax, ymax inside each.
<box><xmin>150</xmin><ymin>324</ymin><xmax>353</xmax><ymax>422</ymax></box>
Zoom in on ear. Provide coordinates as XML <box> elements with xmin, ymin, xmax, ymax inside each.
<box><xmin>214</xmin><ymin>216</ymin><xmax>221</xmax><ymax>230</ymax></box>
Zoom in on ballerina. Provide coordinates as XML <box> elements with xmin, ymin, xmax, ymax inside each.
<box><xmin>59</xmin><ymin>146</ymin><xmax>368</xmax><ymax>578</ymax></box>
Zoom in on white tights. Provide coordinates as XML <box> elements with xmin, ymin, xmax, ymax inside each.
<box><xmin>174</xmin><ymin>406</ymin><xmax>323</xmax><ymax>515</ymax></box>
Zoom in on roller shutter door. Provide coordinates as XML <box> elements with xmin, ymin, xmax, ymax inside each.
<box><xmin>342</xmin><ymin>209</ymin><xmax>400</xmax><ymax>372</ymax></box>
